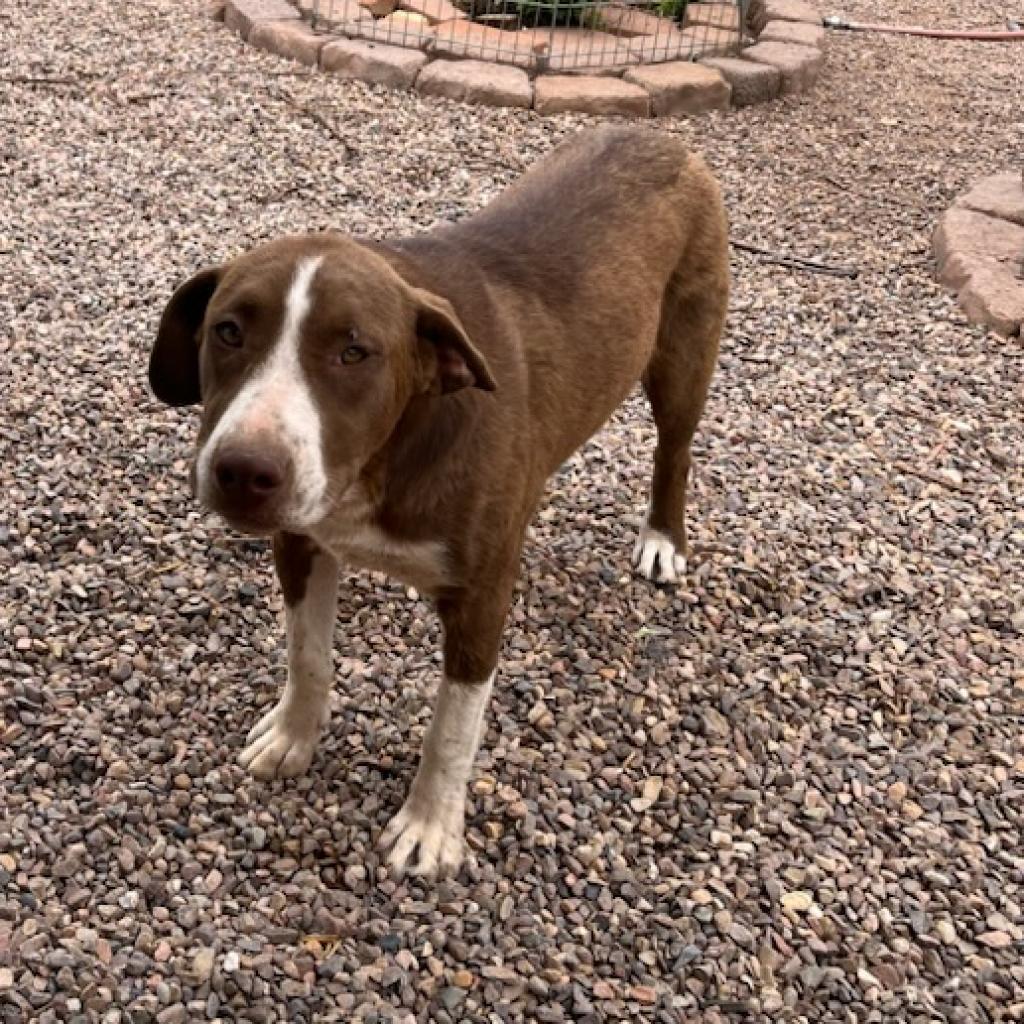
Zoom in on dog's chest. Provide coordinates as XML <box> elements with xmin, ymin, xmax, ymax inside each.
<box><xmin>313</xmin><ymin>520</ymin><xmax>450</xmax><ymax>594</ymax></box>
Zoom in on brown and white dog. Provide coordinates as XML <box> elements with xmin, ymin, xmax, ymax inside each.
<box><xmin>148</xmin><ymin>126</ymin><xmax>729</xmax><ymax>878</ymax></box>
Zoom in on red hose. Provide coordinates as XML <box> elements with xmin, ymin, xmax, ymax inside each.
<box><xmin>824</xmin><ymin>16</ymin><xmax>1024</xmax><ymax>39</ymax></box>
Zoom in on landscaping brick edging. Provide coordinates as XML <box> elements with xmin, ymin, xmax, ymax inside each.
<box><xmin>217</xmin><ymin>0</ymin><xmax>827</xmax><ymax>116</ymax></box>
<box><xmin>934</xmin><ymin>174</ymin><xmax>1024</xmax><ymax>338</ymax></box>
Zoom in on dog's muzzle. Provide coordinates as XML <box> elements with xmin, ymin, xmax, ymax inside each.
<box><xmin>206</xmin><ymin>442</ymin><xmax>294</xmax><ymax>534</ymax></box>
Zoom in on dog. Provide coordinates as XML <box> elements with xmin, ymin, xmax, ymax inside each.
<box><xmin>148</xmin><ymin>125</ymin><xmax>729</xmax><ymax>878</ymax></box>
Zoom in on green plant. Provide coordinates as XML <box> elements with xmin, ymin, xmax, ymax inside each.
<box><xmin>656</xmin><ymin>0</ymin><xmax>688</xmax><ymax>22</ymax></box>
<box><xmin>513</xmin><ymin>0</ymin><xmax>606</xmax><ymax>28</ymax></box>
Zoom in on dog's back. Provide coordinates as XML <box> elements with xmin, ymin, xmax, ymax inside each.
<box><xmin>389</xmin><ymin>127</ymin><xmax>728</xmax><ymax>477</ymax></box>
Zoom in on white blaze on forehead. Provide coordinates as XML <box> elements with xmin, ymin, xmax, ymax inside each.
<box><xmin>196</xmin><ymin>255</ymin><xmax>329</xmax><ymax>525</ymax></box>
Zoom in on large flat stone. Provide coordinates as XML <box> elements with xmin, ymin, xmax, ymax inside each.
<box><xmin>957</xmin><ymin>173</ymin><xmax>1024</xmax><ymax>227</ymax></box>
<box><xmin>429</xmin><ymin>21</ymin><xmax>537</xmax><ymax>69</ymax></box>
<box><xmin>295</xmin><ymin>0</ymin><xmax>371</xmax><ymax>22</ymax></box>
<box><xmin>599</xmin><ymin>3</ymin><xmax>671</xmax><ymax>37</ymax></box>
<box><xmin>701</xmin><ymin>55</ymin><xmax>780</xmax><ymax>105</ymax></box>
<box><xmin>934</xmin><ymin>207</ymin><xmax>1024</xmax><ymax>337</ymax></box>
<box><xmin>624</xmin><ymin>61</ymin><xmax>730</xmax><ymax>115</ymax></box>
<box><xmin>763</xmin><ymin>0</ymin><xmax>821</xmax><ymax>24</ymax></box>
<box><xmin>934</xmin><ymin>207</ymin><xmax>1024</xmax><ymax>286</ymax></box>
<box><xmin>356</xmin><ymin>11</ymin><xmax>436</xmax><ymax>48</ymax></box>
<box><xmin>740</xmin><ymin>40</ymin><xmax>821</xmax><ymax>93</ymax></box>
<box><xmin>627</xmin><ymin>24</ymin><xmax>736</xmax><ymax>61</ymax></box>
<box><xmin>321</xmin><ymin>37</ymin><xmax>428</xmax><ymax>87</ymax></box>
<box><xmin>759</xmin><ymin>18</ymin><xmax>824</xmax><ymax>46</ymax></box>
<box><xmin>685</xmin><ymin>2</ymin><xmax>741</xmax><ymax>30</ymax></box>
<box><xmin>249</xmin><ymin>19</ymin><xmax>329</xmax><ymax>65</ymax></box>
<box><xmin>415</xmin><ymin>58</ymin><xmax>533</xmax><ymax>107</ymax></box>
<box><xmin>957</xmin><ymin>264</ymin><xmax>1024</xmax><ymax>337</ymax></box>
<box><xmin>224</xmin><ymin>0</ymin><xmax>299</xmax><ymax>39</ymax></box>
<box><xmin>398</xmin><ymin>0</ymin><xmax>465</xmax><ymax>24</ymax></box>
<box><xmin>533</xmin><ymin>74</ymin><xmax>651</xmax><ymax>116</ymax></box>
<box><xmin>522</xmin><ymin>27</ymin><xmax>636</xmax><ymax>71</ymax></box>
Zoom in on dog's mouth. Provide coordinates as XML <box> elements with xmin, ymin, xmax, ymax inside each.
<box><xmin>194</xmin><ymin>452</ymin><xmax>309</xmax><ymax>538</ymax></box>
<box><xmin>205</xmin><ymin>488</ymin><xmax>331</xmax><ymax>539</ymax></box>
<box><xmin>214</xmin><ymin>507</ymin><xmax>281</xmax><ymax>538</ymax></box>
<box><xmin>192</xmin><ymin>448</ymin><xmax>343</xmax><ymax>540</ymax></box>
<box><xmin>199</xmin><ymin>482</ymin><xmax>294</xmax><ymax>537</ymax></box>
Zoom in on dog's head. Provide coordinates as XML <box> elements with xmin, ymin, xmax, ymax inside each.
<box><xmin>149</xmin><ymin>234</ymin><xmax>495</xmax><ymax>535</ymax></box>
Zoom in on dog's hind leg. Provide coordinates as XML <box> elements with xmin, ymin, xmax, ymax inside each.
<box><xmin>634</xmin><ymin>230</ymin><xmax>728</xmax><ymax>583</ymax></box>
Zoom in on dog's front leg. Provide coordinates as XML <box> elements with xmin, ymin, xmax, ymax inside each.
<box><xmin>238</xmin><ymin>533</ymin><xmax>338</xmax><ymax>780</ymax></box>
<box><xmin>381</xmin><ymin>585</ymin><xmax>511</xmax><ymax>879</ymax></box>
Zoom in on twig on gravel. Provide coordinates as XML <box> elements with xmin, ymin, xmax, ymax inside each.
<box><xmin>893</xmin><ymin>460</ymin><xmax>969</xmax><ymax>492</ymax></box>
<box><xmin>1</xmin><ymin>75</ymin><xmax>90</xmax><ymax>88</ymax></box>
<box><xmin>819</xmin><ymin>174</ymin><xmax>850</xmax><ymax>191</ymax></box>
<box><xmin>255</xmin><ymin>184</ymin><xmax>304</xmax><ymax>205</ymax></box>
<box><xmin>731</xmin><ymin>240</ymin><xmax>860</xmax><ymax>278</ymax></box>
<box><xmin>270</xmin><ymin>87</ymin><xmax>356</xmax><ymax>159</ymax></box>
<box><xmin>123</xmin><ymin>91</ymin><xmax>177</xmax><ymax>104</ymax></box>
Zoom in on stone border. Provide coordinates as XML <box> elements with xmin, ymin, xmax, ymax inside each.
<box><xmin>216</xmin><ymin>0</ymin><xmax>827</xmax><ymax>115</ymax></box>
<box><xmin>934</xmin><ymin>173</ymin><xmax>1024</xmax><ymax>338</ymax></box>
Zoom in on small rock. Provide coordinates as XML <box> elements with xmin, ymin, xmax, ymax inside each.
<box><xmin>629</xmin><ymin>984</ymin><xmax>658</xmax><ymax>1004</ymax></box>
<box><xmin>781</xmin><ymin>891</ymin><xmax>814</xmax><ymax>913</ymax></box>
<box><xmin>156</xmin><ymin>1007</ymin><xmax>187</xmax><ymax>1024</ymax></box>
<box><xmin>438</xmin><ymin>987</ymin><xmax>465</xmax><ymax>1010</ymax></box>
<box><xmin>192</xmin><ymin>948</ymin><xmax>215</xmax><ymax>982</ymax></box>
<box><xmin>650</xmin><ymin>722</ymin><xmax>671</xmax><ymax>745</ymax></box>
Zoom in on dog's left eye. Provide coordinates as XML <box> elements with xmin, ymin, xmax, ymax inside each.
<box><xmin>338</xmin><ymin>334</ymin><xmax>368</xmax><ymax>365</ymax></box>
<box><xmin>213</xmin><ymin>321</ymin><xmax>242</xmax><ymax>348</ymax></box>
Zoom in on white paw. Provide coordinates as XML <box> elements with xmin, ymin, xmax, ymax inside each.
<box><xmin>238</xmin><ymin>698</ymin><xmax>327</xmax><ymax>780</ymax></box>
<box><xmin>633</xmin><ymin>523</ymin><xmax>686</xmax><ymax>583</ymax></box>
<box><xmin>379</xmin><ymin>792</ymin><xmax>467</xmax><ymax>880</ymax></box>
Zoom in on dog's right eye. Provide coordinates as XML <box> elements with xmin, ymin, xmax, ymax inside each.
<box><xmin>213</xmin><ymin>321</ymin><xmax>242</xmax><ymax>348</ymax></box>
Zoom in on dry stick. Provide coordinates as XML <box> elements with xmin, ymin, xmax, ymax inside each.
<box><xmin>1</xmin><ymin>76</ymin><xmax>90</xmax><ymax>87</ymax></box>
<box><xmin>731</xmin><ymin>240</ymin><xmax>860</xmax><ymax>278</ymax></box>
<box><xmin>894</xmin><ymin>461</ymin><xmax>969</xmax><ymax>493</ymax></box>
<box><xmin>271</xmin><ymin>86</ymin><xmax>355</xmax><ymax>158</ymax></box>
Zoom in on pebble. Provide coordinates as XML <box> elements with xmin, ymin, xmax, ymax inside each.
<box><xmin>630</xmin><ymin>985</ymin><xmax>657</xmax><ymax>1004</ymax></box>
<box><xmin>438</xmin><ymin>987</ymin><xmax>465</xmax><ymax>1010</ymax></box>
<box><xmin>192</xmin><ymin>949</ymin><xmax>215</xmax><ymax>983</ymax></box>
<box><xmin>781</xmin><ymin>891</ymin><xmax>814</xmax><ymax>913</ymax></box>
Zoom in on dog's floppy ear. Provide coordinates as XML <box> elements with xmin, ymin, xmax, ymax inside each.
<box><xmin>412</xmin><ymin>288</ymin><xmax>496</xmax><ymax>395</ymax></box>
<box><xmin>149</xmin><ymin>267</ymin><xmax>221</xmax><ymax>407</ymax></box>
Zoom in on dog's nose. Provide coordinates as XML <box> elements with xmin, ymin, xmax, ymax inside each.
<box><xmin>213</xmin><ymin>449</ymin><xmax>287</xmax><ymax>504</ymax></box>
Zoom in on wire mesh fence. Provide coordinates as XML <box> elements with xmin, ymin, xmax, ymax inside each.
<box><xmin>297</xmin><ymin>0</ymin><xmax>745</xmax><ymax>72</ymax></box>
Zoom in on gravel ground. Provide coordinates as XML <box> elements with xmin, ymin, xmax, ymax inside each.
<box><xmin>2</xmin><ymin>0</ymin><xmax>1023</xmax><ymax>1021</ymax></box>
